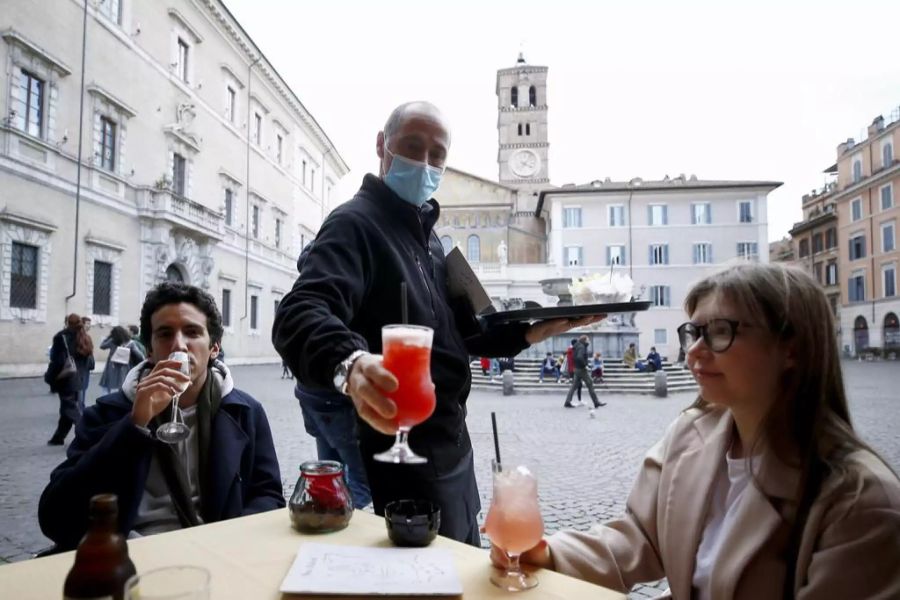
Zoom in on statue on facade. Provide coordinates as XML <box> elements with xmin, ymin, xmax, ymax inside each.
<box><xmin>497</xmin><ymin>240</ymin><xmax>508</xmax><ymax>265</ymax></box>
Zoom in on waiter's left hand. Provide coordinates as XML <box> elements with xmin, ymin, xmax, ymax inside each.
<box><xmin>525</xmin><ymin>315</ymin><xmax>605</xmax><ymax>344</ymax></box>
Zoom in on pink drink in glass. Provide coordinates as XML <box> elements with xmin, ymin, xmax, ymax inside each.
<box><xmin>484</xmin><ymin>466</ymin><xmax>544</xmax><ymax>555</ymax></box>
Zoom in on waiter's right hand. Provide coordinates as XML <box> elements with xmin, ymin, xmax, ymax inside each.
<box><xmin>346</xmin><ymin>353</ymin><xmax>400</xmax><ymax>435</ymax></box>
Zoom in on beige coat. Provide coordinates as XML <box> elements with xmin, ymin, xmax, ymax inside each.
<box><xmin>548</xmin><ymin>407</ymin><xmax>900</xmax><ymax>599</ymax></box>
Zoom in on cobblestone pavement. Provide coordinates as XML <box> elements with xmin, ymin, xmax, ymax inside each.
<box><xmin>1</xmin><ymin>361</ymin><xmax>897</xmax><ymax>598</ymax></box>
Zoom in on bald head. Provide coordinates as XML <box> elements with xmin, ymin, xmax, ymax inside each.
<box><xmin>377</xmin><ymin>101</ymin><xmax>451</xmax><ymax>176</ymax></box>
<box><xmin>383</xmin><ymin>101</ymin><xmax>450</xmax><ymax>146</ymax></box>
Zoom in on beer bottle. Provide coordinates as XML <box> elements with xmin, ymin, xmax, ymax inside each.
<box><xmin>63</xmin><ymin>494</ymin><xmax>137</xmax><ymax>600</ymax></box>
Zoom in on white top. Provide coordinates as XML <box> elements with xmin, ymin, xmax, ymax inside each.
<box><xmin>692</xmin><ymin>449</ymin><xmax>756</xmax><ymax>600</ymax></box>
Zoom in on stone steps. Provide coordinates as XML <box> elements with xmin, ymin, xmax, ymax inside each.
<box><xmin>469</xmin><ymin>359</ymin><xmax>699</xmax><ymax>395</ymax></box>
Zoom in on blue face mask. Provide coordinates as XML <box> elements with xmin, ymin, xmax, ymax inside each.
<box><xmin>383</xmin><ymin>148</ymin><xmax>443</xmax><ymax>207</ymax></box>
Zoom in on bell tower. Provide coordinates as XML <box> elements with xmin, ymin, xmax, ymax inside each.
<box><xmin>496</xmin><ymin>53</ymin><xmax>549</xmax><ymax>189</ymax></box>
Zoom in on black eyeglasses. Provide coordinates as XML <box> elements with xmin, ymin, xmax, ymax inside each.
<box><xmin>677</xmin><ymin>319</ymin><xmax>743</xmax><ymax>353</ymax></box>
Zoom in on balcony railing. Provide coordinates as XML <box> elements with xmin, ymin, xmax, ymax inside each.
<box><xmin>137</xmin><ymin>189</ymin><xmax>225</xmax><ymax>240</ymax></box>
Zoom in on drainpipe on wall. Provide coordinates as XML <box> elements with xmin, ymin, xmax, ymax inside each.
<box><xmin>627</xmin><ymin>189</ymin><xmax>634</xmax><ymax>279</ymax></box>
<box><xmin>65</xmin><ymin>0</ymin><xmax>89</xmax><ymax>307</ymax></box>
<box><xmin>868</xmin><ymin>141</ymin><xmax>877</xmax><ymax>340</ymax></box>
<box><xmin>241</xmin><ymin>55</ymin><xmax>261</xmax><ymax>323</ymax></box>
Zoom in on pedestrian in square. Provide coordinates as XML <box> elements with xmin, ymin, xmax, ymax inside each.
<box><xmin>45</xmin><ymin>314</ymin><xmax>94</xmax><ymax>445</ymax></box>
<box><xmin>564</xmin><ymin>335</ymin><xmax>605</xmax><ymax>410</ymax></box>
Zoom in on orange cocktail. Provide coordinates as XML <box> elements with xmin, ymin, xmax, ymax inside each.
<box><xmin>374</xmin><ymin>325</ymin><xmax>435</xmax><ymax>464</ymax></box>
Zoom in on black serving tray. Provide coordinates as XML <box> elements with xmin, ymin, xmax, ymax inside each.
<box><xmin>480</xmin><ymin>300</ymin><xmax>653</xmax><ymax>326</ymax></box>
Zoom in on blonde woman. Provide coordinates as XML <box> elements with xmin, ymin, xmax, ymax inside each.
<box><xmin>490</xmin><ymin>263</ymin><xmax>900</xmax><ymax>598</ymax></box>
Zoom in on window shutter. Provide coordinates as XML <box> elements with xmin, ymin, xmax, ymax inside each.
<box><xmin>663</xmin><ymin>205</ymin><xmax>668</xmax><ymax>225</ymax></box>
<box><xmin>622</xmin><ymin>247</ymin><xmax>627</xmax><ymax>265</ymax></box>
<box><xmin>709</xmin><ymin>244</ymin><xmax>714</xmax><ymax>264</ymax></box>
<box><xmin>664</xmin><ymin>245</ymin><xmax>669</xmax><ymax>264</ymax></box>
<box><xmin>648</xmin><ymin>245</ymin><xmax>653</xmax><ymax>265</ymax></box>
<box><xmin>647</xmin><ymin>206</ymin><xmax>653</xmax><ymax>225</ymax></box>
<box><xmin>706</xmin><ymin>204</ymin><xmax>712</xmax><ymax>224</ymax></box>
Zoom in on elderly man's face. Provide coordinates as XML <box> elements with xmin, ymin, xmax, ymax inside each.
<box><xmin>377</xmin><ymin>113</ymin><xmax>449</xmax><ymax>175</ymax></box>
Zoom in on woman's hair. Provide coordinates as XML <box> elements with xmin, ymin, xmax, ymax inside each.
<box><xmin>66</xmin><ymin>313</ymin><xmax>93</xmax><ymax>357</ymax></box>
<box><xmin>683</xmin><ymin>262</ymin><xmax>891</xmax><ymax>595</ymax></box>
<box><xmin>110</xmin><ymin>325</ymin><xmax>131</xmax><ymax>346</ymax></box>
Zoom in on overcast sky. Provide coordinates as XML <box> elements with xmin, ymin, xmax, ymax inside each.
<box><xmin>225</xmin><ymin>0</ymin><xmax>900</xmax><ymax>242</ymax></box>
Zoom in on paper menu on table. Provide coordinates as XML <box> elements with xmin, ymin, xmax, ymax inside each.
<box><xmin>279</xmin><ymin>542</ymin><xmax>463</xmax><ymax>596</ymax></box>
<box><xmin>445</xmin><ymin>247</ymin><xmax>493</xmax><ymax>315</ymax></box>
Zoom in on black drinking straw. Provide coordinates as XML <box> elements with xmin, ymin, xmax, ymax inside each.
<box><xmin>400</xmin><ymin>282</ymin><xmax>408</xmax><ymax>324</ymax></box>
<box><xmin>491</xmin><ymin>411</ymin><xmax>502</xmax><ymax>470</ymax></box>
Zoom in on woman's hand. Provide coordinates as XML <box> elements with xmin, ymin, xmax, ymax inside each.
<box><xmin>483</xmin><ymin>528</ymin><xmax>554</xmax><ymax>570</ymax></box>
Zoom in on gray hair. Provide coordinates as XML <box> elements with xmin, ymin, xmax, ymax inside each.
<box><xmin>383</xmin><ymin>101</ymin><xmax>448</xmax><ymax>145</ymax></box>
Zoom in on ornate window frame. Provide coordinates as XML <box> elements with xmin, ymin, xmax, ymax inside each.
<box><xmin>0</xmin><ymin>211</ymin><xmax>55</xmax><ymax>323</ymax></box>
<box><xmin>84</xmin><ymin>237</ymin><xmax>125</xmax><ymax>326</ymax></box>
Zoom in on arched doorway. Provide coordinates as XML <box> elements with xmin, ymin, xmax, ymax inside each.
<box><xmin>853</xmin><ymin>316</ymin><xmax>869</xmax><ymax>352</ymax></box>
<box><xmin>166</xmin><ymin>264</ymin><xmax>186</xmax><ymax>283</ymax></box>
<box><xmin>884</xmin><ymin>312</ymin><xmax>900</xmax><ymax>348</ymax></box>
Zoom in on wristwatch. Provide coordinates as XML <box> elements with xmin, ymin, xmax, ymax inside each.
<box><xmin>332</xmin><ymin>350</ymin><xmax>369</xmax><ymax>395</ymax></box>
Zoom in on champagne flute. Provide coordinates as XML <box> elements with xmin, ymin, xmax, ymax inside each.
<box><xmin>156</xmin><ymin>351</ymin><xmax>192</xmax><ymax>444</ymax></box>
<box><xmin>484</xmin><ymin>461</ymin><xmax>543</xmax><ymax>591</ymax></box>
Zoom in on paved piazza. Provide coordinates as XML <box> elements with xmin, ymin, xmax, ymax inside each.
<box><xmin>1</xmin><ymin>361</ymin><xmax>897</xmax><ymax>597</ymax></box>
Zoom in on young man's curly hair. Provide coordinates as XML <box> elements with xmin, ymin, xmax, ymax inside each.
<box><xmin>139</xmin><ymin>282</ymin><xmax>224</xmax><ymax>350</ymax></box>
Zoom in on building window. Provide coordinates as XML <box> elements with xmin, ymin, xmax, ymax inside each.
<box><xmin>510</xmin><ymin>86</ymin><xmax>518</xmax><ymax>107</ymax></box>
<box><xmin>849</xmin><ymin>273</ymin><xmax>865</xmax><ymax>303</ymax></box>
<box><xmin>650</xmin><ymin>285</ymin><xmax>671</xmax><ymax>307</ymax></box>
<box><xmin>563</xmin><ymin>207</ymin><xmax>582</xmax><ymax>228</ymax></box>
<box><xmin>693</xmin><ymin>242</ymin><xmax>713</xmax><ymax>264</ymax></box>
<box><xmin>467</xmin><ymin>234</ymin><xmax>480</xmax><ymax>263</ymax></box>
<box><xmin>884</xmin><ymin>142</ymin><xmax>894</xmax><ymax>168</ymax></box>
<box><xmin>250</xmin><ymin>294</ymin><xmax>259</xmax><ymax>330</ymax></box>
<box><xmin>825</xmin><ymin>227</ymin><xmax>837</xmax><ymax>249</ymax></box>
<box><xmin>17</xmin><ymin>69</ymin><xmax>44</xmax><ymax>138</ymax></box>
<box><xmin>517</xmin><ymin>123</ymin><xmax>522</xmax><ymax>136</ymax></box>
<box><xmin>798</xmin><ymin>239</ymin><xmax>809</xmax><ymax>258</ymax></box>
<box><xmin>226</xmin><ymin>86</ymin><xmax>236</xmax><ymax>122</ymax></box>
<box><xmin>99</xmin><ymin>116</ymin><xmax>116</xmax><ymax>171</ymax></box>
<box><xmin>649</xmin><ymin>244</ymin><xmax>669</xmax><ymax>265</ymax></box>
<box><xmin>851</xmin><ymin>198</ymin><xmax>863</xmax><ymax>222</ymax></box>
<box><xmin>826</xmin><ymin>262</ymin><xmax>838</xmax><ymax>286</ymax></box>
<box><xmin>739</xmin><ymin>201</ymin><xmax>753</xmax><ymax>223</ymax></box>
<box><xmin>654</xmin><ymin>328</ymin><xmax>667</xmax><ymax>344</ymax></box>
<box><xmin>884</xmin><ymin>266</ymin><xmax>897</xmax><ymax>298</ymax></box>
<box><xmin>691</xmin><ymin>202</ymin><xmax>711</xmax><ymax>225</ymax></box>
<box><xmin>98</xmin><ymin>0</ymin><xmax>121</xmax><ymax>23</ymax></box>
<box><xmin>311</xmin><ymin>169</ymin><xmax>316</xmax><ymax>194</ymax></box>
<box><xmin>736</xmin><ymin>242</ymin><xmax>758</xmax><ymax>260</ymax></box>
<box><xmin>92</xmin><ymin>260</ymin><xmax>112</xmax><ymax>316</ymax></box>
<box><xmin>648</xmin><ymin>204</ymin><xmax>668</xmax><ymax>226</ymax></box>
<box><xmin>849</xmin><ymin>234</ymin><xmax>866</xmax><ymax>260</ymax></box>
<box><xmin>253</xmin><ymin>113</ymin><xmax>262</xmax><ymax>145</ymax></box>
<box><xmin>251</xmin><ymin>205</ymin><xmax>260</xmax><ymax>238</ymax></box>
<box><xmin>221</xmin><ymin>288</ymin><xmax>231</xmax><ymax>327</ymax></box>
<box><xmin>812</xmin><ymin>233</ymin><xmax>823</xmax><ymax>254</ymax></box>
<box><xmin>607</xmin><ymin>245</ymin><xmax>626</xmax><ymax>266</ymax></box>
<box><xmin>224</xmin><ymin>189</ymin><xmax>233</xmax><ymax>226</ymax></box>
<box><xmin>440</xmin><ymin>235</ymin><xmax>453</xmax><ymax>254</ymax></box>
<box><xmin>172</xmin><ymin>153</ymin><xmax>186</xmax><ymax>196</ymax></box>
<box><xmin>273</xmin><ymin>298</ymin><xmax>280</xmax><ymax>317</ymax></box>
<box><xmin>276</xmin><ymin>133</ymin><xmax>283</xmax><ymax>164</ymax></box>
<box><xmin>176</xmin><ymin>38</ymin><xmax>190</xmax><ymax>83</ymax></box>
<box><xmin>565</xmin><ymin>246</ymin><xmax>583</xmax><ymax>266</ymax></box>
<box><xmin>301</xmin><ymin>159</ymin><xmax>307</xmax><ymax>185</ymax></box>
<box><xmin>524</xmin><ymin>123</ymin><xmax>530</xmax><ymax>136</ymax></box>
<box><xmin>881</xmin><ymin>184</ymin><xmax>893</xmax><ymax>211</ymax></box>
<box><xmin>883</xmin><ymin>222</ymin><xmax>896</xmax><ymax>253</ymax></box>
<box><xmin>814</xmin><ymin>262</ymin><xmax>823</xmax><ymax>284</ymax></box>
<box><xmin>608</xmin><ymin>205</ymin><xmax>625</xmax><ymax>227</ymax></box>
<box><xmin>275</xmin><ymin>217</ymin><xmax>282</xmax><ymax>249</ymax></box>
<box><xmin>852</xmin><ymin>157</ymin><xmax>863</xmax><ymax>183</ymax></box>
<box><xmin>10</xmin><ymin>242</ymin><xmax>38</xmax><ymax>309</ymax></box>
<box><xmin>529</xmin><ymin>86</ymin><xmax>537</xmax><ymax>107</ymax></box>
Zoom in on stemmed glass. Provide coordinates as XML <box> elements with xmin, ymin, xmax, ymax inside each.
<box><xmin>484</xmin><ymin>461</ymin><xmax>544</xmax><ymax>591</ymax></box>
<box><xmin>156</xmin><ymin>351</ymin><xmax>192</xmax><ymax>444</ymax></box>
<box><xmin>373</xmin><ymin>325</ymin><xmax>436</xmax><ymax>464</ymax></box>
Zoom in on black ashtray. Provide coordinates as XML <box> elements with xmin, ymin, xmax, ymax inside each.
<box><xmin>384</xmin><ymin>499</ymin><xmax>440</xmax><ymax>547</ymax></box>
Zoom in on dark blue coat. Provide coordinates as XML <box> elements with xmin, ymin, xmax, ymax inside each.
<box><xmin>38</xmin><ymin>387</ymin><xmax>285</xmax><ymax>550</ymax></box>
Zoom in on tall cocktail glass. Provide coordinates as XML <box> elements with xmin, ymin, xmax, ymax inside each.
<box><xmin>373</xmin><ymin>325</ymin><xmax>436</xmax><ymax>464</ymax></box>
<box><xmin>484</xmin><ymin>461</ymin><xmax>543</xmax><ymax>591</ymax></box>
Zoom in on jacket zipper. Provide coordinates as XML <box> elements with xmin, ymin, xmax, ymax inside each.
<box><xmin>415</xmin><ymin>254</ymin><xmax>437</xmax><ymax>319</ymax></box>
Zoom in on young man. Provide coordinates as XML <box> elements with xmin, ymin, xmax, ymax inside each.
<box><xmin>39</xmin><ymin>282</ymin><xmax>285</xmax><ymax>550</ymax></box>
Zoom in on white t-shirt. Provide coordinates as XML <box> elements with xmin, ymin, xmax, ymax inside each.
<box><xmin>692</xmin><ymin>449</ymin><xmax>757</xmax><ymax>600</ymax></box>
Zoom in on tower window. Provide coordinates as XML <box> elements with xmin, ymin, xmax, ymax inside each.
<box><xmin>526</xmin><ymin>123</ymin><xmax>531</xmax><ymax>136</ymax></box>
<box><xmin>529</xmin><ymin>86</ymin><xmax>536</xmax><ymax>107</ymax></box>
<box><xmin>517</xmin><ymin>123</ymin><xmax>522</xmax><ymax>136</ymax></box>
<box><xmin>510</xmin><ymin>86</ymin><xmax>518</xmax><ymax>108</ymax></box>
